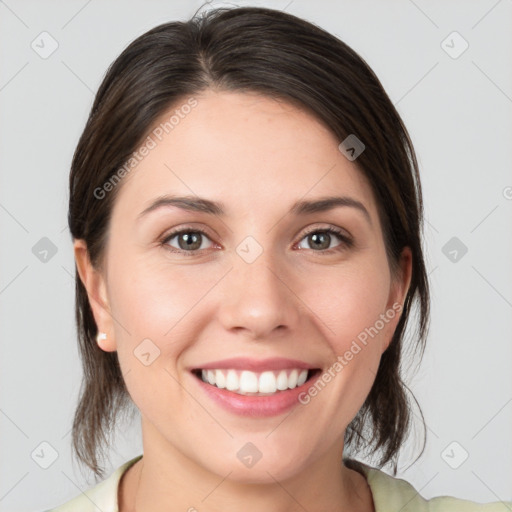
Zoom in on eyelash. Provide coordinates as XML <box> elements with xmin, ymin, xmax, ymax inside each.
<box><xmin>159</xmin><ymin>225</ymin><xmax>354</xmax><ymax>256</ymax></box>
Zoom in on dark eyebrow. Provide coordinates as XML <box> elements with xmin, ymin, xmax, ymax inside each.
<box><xmin>290</xmin><ymin>196</ymin><xmax>372</xmax><ymax>226</ymax></box>
<box><xmin>137</xmin><ymin>194</ymin><xmax>372</xmax><ymax>226</ymax></box>
<box><xmin>137</xmin><ymin>195</ymin><xmax>224</xmax><ymax>219</ymax></box>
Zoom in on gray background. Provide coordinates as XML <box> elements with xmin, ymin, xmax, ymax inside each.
<box><xmin>1</xmin><ymin>0</ymin><xmax>511</xmax><ymax>510</ymax></box>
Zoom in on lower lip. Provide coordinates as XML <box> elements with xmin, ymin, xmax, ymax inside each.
<box><xmin>191</xmin><ymin>371</ymin><xmax>320</xmax><ymax>417</ymax></box>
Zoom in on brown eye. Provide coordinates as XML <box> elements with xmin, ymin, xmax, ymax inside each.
<box><xmin>162</xmin><ymin>229</ymin><xmax>213</xmax><ymax>253</ymax></box>
<box><xmin>297</xmin><ymin>228</ymin><xmax>353</xmax><ymax>252</ymax></box>
<box><xmin>307</xmin><ymin>232</ymin><xmax>332</xmax><ymax>250</ymax></box>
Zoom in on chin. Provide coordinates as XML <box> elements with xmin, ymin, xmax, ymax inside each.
<box><xmin>198</xmin><ymin>444</ymin><xmax>312</xmax><ymax>485</ymax></box>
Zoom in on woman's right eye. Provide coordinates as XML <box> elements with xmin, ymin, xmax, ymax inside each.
<box><xmin>161</xmin><ymin>229</ymin><xmax>214</xmax><ymax>254</ymax></box>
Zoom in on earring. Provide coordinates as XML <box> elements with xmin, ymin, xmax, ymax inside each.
<box><xmin>96</xmin><ymin>332</ymin><xmax>107</xmax><ymax>345</ymax></box>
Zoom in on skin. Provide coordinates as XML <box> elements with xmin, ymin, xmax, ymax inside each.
<box><xmin>75</xmin><ymin>90</ymin><xmax>412</xmax><ymax>512</ymax></box>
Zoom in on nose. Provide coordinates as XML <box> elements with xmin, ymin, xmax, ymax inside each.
<box><xmin>217</xmin><ymin>251</ymin><xmax>301</xmax><ymax>340</ymax></box>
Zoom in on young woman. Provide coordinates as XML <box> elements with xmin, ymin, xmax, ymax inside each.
<box><xmin>47</xmin><ymin>6</ymin><xmax>511</xmax><ymax>512</ymax></box>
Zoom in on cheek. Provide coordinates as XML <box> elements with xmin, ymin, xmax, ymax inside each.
<box><xmin>107</xmin><ymin>254</ymin><xmax>220</xmax><ymax>356</ymax></box>
<box><xmin>305</xmin><ymin>260</ymin><xmax>392</xmax><ymax>351</ymax></box>
<box><xmin>110</xmin><ymin>253</ymin><xmax>211</xmax><ymax>339</ymax></box>
<box><xmin>106</xmin><ymin>258</ymin><xmax>204</xmax><ymax>414</ymax></box>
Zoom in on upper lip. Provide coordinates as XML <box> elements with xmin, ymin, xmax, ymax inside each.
<box><xmin>190</xmin><ymin>357</ymin><xmax>319</xmax><ymax>372</ymax></box>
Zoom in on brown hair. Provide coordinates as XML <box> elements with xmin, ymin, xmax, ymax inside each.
<box><xmin>68</xmin><ymin>5</ymin><xmax>429</xmax><ymax>480</ymax></box>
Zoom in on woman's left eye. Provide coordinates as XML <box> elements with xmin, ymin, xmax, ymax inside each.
<box><xmin>296</xmin><ymin>228</ymin><xmax>353</xmax><ymax>252</ymax></box>
<box><xmin>161</xmin><ymin>227</ymin><xmax>353</xmax><ymax>255</ymax></box>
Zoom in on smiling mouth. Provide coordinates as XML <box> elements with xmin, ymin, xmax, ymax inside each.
<box><xmin>191</xmin><ymin>368</ymin><xmax>321</xmax><ymax>396</ymax></box>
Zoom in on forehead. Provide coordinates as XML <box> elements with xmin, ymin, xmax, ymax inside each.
<box><xmin>111</xmin><ymin>90</ymin><xmax>378</xmax><ymax>222</ymax></box>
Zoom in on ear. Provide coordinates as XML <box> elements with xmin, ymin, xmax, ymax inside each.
<box><xmin>73</xmin><ymin>239</ymin><xmax>117</xmax><ymax>352</ymax></box>
<box><xmin>381</xmin><ymin>246</ymin><xmax>413</xmax><ymax>353</ymax></box>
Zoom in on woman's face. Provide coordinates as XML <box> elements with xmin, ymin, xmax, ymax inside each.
<box><xmin>76</xmin><ymin>90</ymin><xmax>411</xmax><ymax>482</ymax></box>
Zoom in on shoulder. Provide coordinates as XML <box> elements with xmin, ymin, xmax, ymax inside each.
<box><xmin>45</xmin><ymin>455</ymin><xmax>143</xmax><ymax>512</ymax></box>
<box><xmin>345</xmin><ymin>458</ymin><xmax>512</xmax><ymax>512</ymax></box>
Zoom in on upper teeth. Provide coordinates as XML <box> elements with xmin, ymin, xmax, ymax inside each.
<box><xmin>200</xmin><ymin>369</ymin><xmax>309</xmax><ymax>395</ymax></box>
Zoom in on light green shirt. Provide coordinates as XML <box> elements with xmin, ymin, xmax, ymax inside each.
<box><xmin>46</xmin><ymin>455</ymin><xmax>511</xmax><ymax>511</ymax></box>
